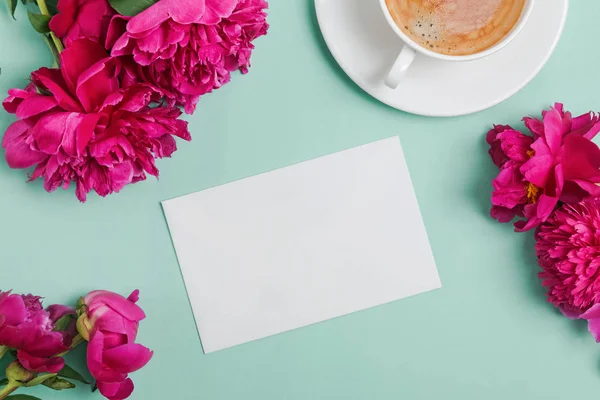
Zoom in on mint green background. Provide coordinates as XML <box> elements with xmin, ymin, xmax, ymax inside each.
<box><xmin>1</xmin><ymin>1</ymin><xmax>599</xmax><ymax>399</ymax></box>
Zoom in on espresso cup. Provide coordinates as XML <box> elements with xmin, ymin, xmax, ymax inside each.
<box><xmin>380</xmin><ymin>0</ymin><xmax>536</xmax><ymax>88</ymax></box>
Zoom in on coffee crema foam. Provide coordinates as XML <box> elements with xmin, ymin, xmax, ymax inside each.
<box><xmin>385</xmin><ymin>0</ymin><xmax>526</xmax><ymax>56</ymax></box>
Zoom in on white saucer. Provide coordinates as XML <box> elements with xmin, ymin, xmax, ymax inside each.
<box><xmin>315</xmin><ymin>0</ymin><xmax>569</xmax><ymax>117</ymax></box>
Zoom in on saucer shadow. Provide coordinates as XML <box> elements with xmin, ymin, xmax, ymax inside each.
<box><xmin>306</xmin><ymin>0</ymin><xmax>384</xmax><ymax>109</ymax></box>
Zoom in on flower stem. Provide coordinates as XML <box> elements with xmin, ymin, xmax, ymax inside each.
<box><xmin>0</xmin><ymin>382</ymin><xmax>19</xmax><ymax>400</ymax></box>
<box><xmin>0</xmin><ymin>347</ymin><xmax>8</xmax><ymax>361</ymax></box>
<box><xmin>70</xmin><ymin>334</ymin><xmax>85</xmax><ymax>349</ymax></box>
<box><xmin>35</xmin><ymin>0</ymin><xmax>64</xmax><ymax>53</ymax></box>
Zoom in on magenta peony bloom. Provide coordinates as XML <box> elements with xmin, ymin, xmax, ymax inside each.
<box><xmin>108</xmin><ymin>0</ymin><xmax>269</xmax><ymax>114</ymax></box>
<box><xmin>488</xmin><ymin>103</ymin><xmax>600</xmax><ymax>231</ymax></box>
<box><xmin>77</xmin><ymin>290</ymin><xmax>153</xmax><ymax>400</ymax></box>
<box><xmin>536</xmin><ymin>199</ymin><xmax>600</xmax><ymax>340</ymax></box>
<box><xmin>487</xmin><ymin>124</ymin><xmax>534</xmax><ymax>223</ymax></box>
<box><xmin>49</xmin><ymin>0</ymin><xmax>116</xmax><ymax>47</ymax></box>
<box><xmin>2</xmin><ymin>38</ymin><xmax>191</xmax><ymax>202</ymax></box>
<box><xmin>0</xmin><ymin>291</ymin><xmax>76</xmax><ymax>373</ymax></box>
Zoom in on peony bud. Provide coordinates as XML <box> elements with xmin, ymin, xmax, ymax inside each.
<box><xmin>76</xmin><ymin>314</ymin><xmax>92</xmax><ymax>341</ymax></box>
<box><xmin>6</xmin><ymin>361</ymin><xmax>34</xmax><ymax>384</ymax></box>
<box><xmin>43</xmin><ymin>376</ymin><xmax>76</xmax><ymax>390</ymax></box>
<box><xmin>76</xmin><ymin>297</ymin><xmax>86</xmax><ymax>316</ymax></box>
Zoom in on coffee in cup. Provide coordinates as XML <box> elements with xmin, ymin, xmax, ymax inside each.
<box><xmin>384</xmin><ymin>0</ymin><xmax>526</xmax><ymax>56</ymax></box>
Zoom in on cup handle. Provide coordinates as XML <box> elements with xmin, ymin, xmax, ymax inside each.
<box><xmin>384</xmin><ymin>44</ymin><xmax>416</xmax><ymax>89</ymax></box>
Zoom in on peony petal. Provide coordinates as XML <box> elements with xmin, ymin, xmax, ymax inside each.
<box><xmin>486</xmin><ymin>124</ymin><xmax>511</xmax><ymax>168</ymax></box>
<box><xmin>102</xmin><ymin>343</ymin><xmax>153</xmax><ymax>373</ymax></box>
<box><xmin>61</xmin><ymin>0</ymin><xmax>115</xmax><ymax>45</ymax></box>
<box><xmin>15</xmin><ymin>95</ymin><xmax>58</xmax><ymax>120</ymax></box>
<box><xmin>32</xmin><ymin>112</ymin><xmax>83</xmax><ymax>155</ymax></box>
<box><xmin>559</xmin><ymin>305</ymin><xmax>582</xmax><ymax>319</ymax></box>
<box><xmin>0</xmin><ymin>292</ymin><xmax>27</xmax><ymax>325</ymax></box>
<box><xmin>118</xmin><ymin>86</ymin><xmax>153</xmax><ymax>112</ymax></box>
<box><xmin>46</xmin><ymin>304</ymin><xmax>75</xmax><ymax>323</ymax></box>
<box><xmin>76</xmin><ymin>56</ymin><xmax>121</xmax><ymax>113</ymax></box>
<box><xmin>87</xmin><ymin>331</ymin><xmax>128</xmax><ymax>383</ymax></box>
<box><xmin>48</xmin><ymin>0</ymin><xmax>77</xmax><ymax>37</ymax></box>
<box><xmin>157</xmin><ymin>134</ymin><xmax>177</xmax><ymax>157</ymax></box>
<box><xmin>17</xmin><ymin>350</ymin><xmax>65</xmax><ymax>373</ymax></box>
<box><xmin>490</xmin><ymin>165</ymin><xmax>527</xmax><ymax>209</ymax></box>
<box><xmin>85</xmin><ymin>291</ymin><xmax>146</xmax><ymax>322</ymax></box>
<box><xmin>126</xmin><ymin>0</ymin><xmax>206</xmax><ymax>34</ymax></box>
<box><xmin>534</xmin><ymin>194</ymin><xmax>559</xmax><ymax>223</ymax></box>
<box><xmin>106</xmin><ymin>15</ymin><xmax>130</xmax><ymax>50</ymax></box>
<box><xmin>520</xmin><ymin>154</ymin><xmax>553</xmax><ymax>189</ymax></box>
<box><xmin>94</xmin><ymin>308</ymin><xmax>139</xmax><ymax>342</ymax></box>
<box><xmin>76</xmin><ymin>113</ymin><xmax>100</xmax><ymax>155</ymax></box>
<box><xmin>127</xmin><ymin>290</ymin><xmax>140</xmax><ymax>303</ymax></box>
<box><xmin>490</xmin><ymin>205</ymin><xmax>518</xmax><ymax>223</ymax></box>
<box><xmin>523</xmin><ymin>117</ymin><xmax>544</xmax><ymax>138</ymax></box>
<box><xmin>582</xmin><ymin>121</ymin><xmax>600</xmax><ymax>140</ymax></box>
<box><xmin>31</xmin><ymin>67</ymin><xmax>82</xmax><ymax>112</ymax></box>
<box><xmin>103</xmin><ymin>331</ymin><xmax>128</xmax><ymax>348</ymax></box>
<box><xmin>541</xmin><ymin>106</ymin><xmax>563</xmax><ymax>154</ymax></box>
<box><xmin>581</xmin><ymin>304</ymin><xmax>600</xmax><ymax>320</ymax></box>
<box><xmin>0</xmin><ymin>324</ymin><xmax>22</xmax><ymax>348</ymax></box>
<box><xmin>570</xmin><ymin>179</ymin><xmax>600</xmax><ymax>198</ymax></box>
<box><xmin>200</xmin><ymin>0</ymin><xmax>238</xmax><ymax>24</ymax></box>
<box><xmin>498</xmin><ymin>129</ymin><xmax>533</xmax><ymax>164</ymax></box>
<box><xmin>97</xmin><ymin>378</ymin><xmax>134</xmax><ymax>400</ymax></box>
<box><xmin>514</xmin><ymin>195</ymin><xmax>559</xmax><ymax>231</ymax></box>
<box><xmin>2</xmin><ymin>120</ymin><xmax>47</xmax><ymax>169</ymax></box>
<box><xmin>586</xmin><ymin>318</ymin><xmax>600</xmax><ymax>342</ymax></box>
<box><xmin>60</xmin><ymin>38</ymin><xmax>112</xmax><ymax>95</ymax></box>
<box><xmin>571</xmin><ymin>112</ymin><xmax>594</xmax><ymax>130</ymax></box>
<box><xmin>21</xmin><ymin>328</ymin><xmax>69</xmax><ymax>357</ymax></box>
<box><xmin>3</xmin><ymin>86</ymin><xmax>37</xmax><ymax>114</ymax></box>
<box><xmin>108</xmin><ymin>161</ymin><xmax>134</xmax><ymax>192</ymax></box>
<box><xmin>561</xmin><ymin>135</ymin><xmax>600</xmax><ymax>181</ymax></box>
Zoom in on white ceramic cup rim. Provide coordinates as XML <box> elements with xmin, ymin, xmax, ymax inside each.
<box><xmin>378</xmin><ymin>0</ymin><xmax>536</xmax><ymax>61</ymax></box>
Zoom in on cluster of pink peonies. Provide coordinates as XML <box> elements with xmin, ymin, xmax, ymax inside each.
<box><xmin>0</xmin><ymin>289</ymin><xmax>152</xmax><ymax>400</ymax></box>
<box><xmin>2</xmin><ymin>0</ymin><xmax>269</xmax><ymax>201</ymax></box>
<box><xmin>487</xmin><ymin>103</ymin><xmax>600</xmax><ymax>340</ymax></box>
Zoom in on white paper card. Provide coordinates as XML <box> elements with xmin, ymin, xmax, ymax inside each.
<box><xmin>162</xmin><ymin>137</ymin><xmax>441</xmax><ymax>353</ymax></box>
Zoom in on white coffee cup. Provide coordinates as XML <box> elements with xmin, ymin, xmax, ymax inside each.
<box><xmin>379</xmin><ymin>0</ymin><xmax>536</xmax><ymax>88</ymax></box>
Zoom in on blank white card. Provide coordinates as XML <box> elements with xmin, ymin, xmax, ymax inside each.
<box><xmin>162</xmin><ymin>137</ymin><xmax>441</xmax><ymax>353</ymax></box>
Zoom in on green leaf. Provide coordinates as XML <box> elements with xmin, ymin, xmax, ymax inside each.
<box><xmin>6</xmin><ymin>0</ymin><xmax>17</xmax><ymax>20</ymax></box>
<box><xmin>41</xmin><ymin>34</ymin><xmax>60</xmax><ymax>68</ymax></box>
<box><xmin>42</xmin><ymin>376</ymin><xmax>76</xmax><ymax>390</ymax></box>
<box><xmin>0</xmin><ymin>378</ymin><xmax>8</xmax><ymax>386</ymax></box>
<box><xmin>108</xmin><ymin>0</ymin><xmax>158</xmax><ymax>16</ymax></box>
<box><xmin>53</xmin><ymin>314</ymin><xmax>74</xmax><ymax>332</ymax></box>
<box><xmin>45</xmin><ymin>0</ymin><xmax>58</xmax><ymax>14</ymax></box>
<box><xmin>27</xmin><ymin>11</ymin><xmax>51</xmax><ymax>33</ymax></box>
<box><xmin>25</xmin><ymin>373</ymin><xmax>56</xmax><ymax>387</ymax></box>
<box><xmin>58</xmin><ymin>364</ymin><xmax>89</xmax><ymax>384</ymax></box>
<box><xmin>6</xmin><ymin>395</ymin><xmax>42</xmax><ymax>400</ymax></box>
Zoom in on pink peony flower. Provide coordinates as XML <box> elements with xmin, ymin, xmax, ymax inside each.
<box><xmin>487</xmin><ymin>124</ymin><xmax>534</xmax><ymax>223</ymax></box>
<box><xmin>77</xmin><ymin>290</ymin><xmax>152</xmax><ymax>400</ymax></box>
<box><xmin>0</xmin><ymin>291</ymin><xmax>76</xmax><ymax>373</ymax></box>
<box><xmin>535</xmin><ymin>199</ymin><xmax>600</xmax><ymax>340</ymax></box>
<box><xmin>108</xmin><ymin>0</ymin><xmax>269</xmax><ymax>114</ymax></box>
<box><xmin>49</xmin><ymin>0</ymin><xmax>116</xmax><ymax>47</ymax></box>
<box><xmin>2</xmin><ymin>38</ymin><xmax>191</xmax><ymax>202</ymax></box>
<box><xmin>488</xmin><ymin>103</ymin><xmax>600</xmax><ymax>231</ymax></box>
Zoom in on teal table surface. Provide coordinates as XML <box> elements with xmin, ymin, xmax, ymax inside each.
<box><xmin>1</xmin><ymin>1</ymin><xmax>599</xmax><ymax>399</ymax></box>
